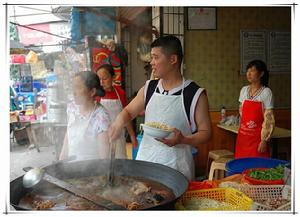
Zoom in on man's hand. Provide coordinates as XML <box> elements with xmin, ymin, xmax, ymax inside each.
<box><xmin>108</xmin><ymin>122</ymin><xmax>123</xmax><ymax>143</ymax></box>
<box><xmin>156</xmin><ymin>128</ymin><xmax>184</xmax><ymax>147</ymax></box>
<box><xmin>257</xmin><ymin>140</ymin><xmax>268</xmax><ymax>153</ymax></box>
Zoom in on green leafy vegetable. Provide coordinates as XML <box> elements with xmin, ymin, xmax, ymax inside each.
<box><xmin>248</xmin><ymin>165</ymin><xmax>284</xmax><ymax>180</ymax></box>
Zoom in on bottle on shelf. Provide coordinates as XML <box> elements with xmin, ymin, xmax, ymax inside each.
<box><xmin>221</xmin><ymin>106</ymin><xmax>226</xmax><ymax>122</ymax></box>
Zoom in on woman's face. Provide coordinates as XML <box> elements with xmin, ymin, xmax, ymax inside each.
<box><xmin>97</xmin><ymin>68</ymin><xmax>113</xmax><ymax>91</ymax></box>
<box><xmin>246</xmin><ymin>66</ymin><xmax>262</xmax><ymax>84</ymax></box>
<box><xmin>72</xmin><ymin>76</ymin><xmax>94</xmax><ymax>105</ymax></box>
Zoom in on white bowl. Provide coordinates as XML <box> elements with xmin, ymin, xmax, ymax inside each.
<box><xmin>141</xmin><ymin>124</ymin><xmax>172</xmax><ymax>139</ymax></box>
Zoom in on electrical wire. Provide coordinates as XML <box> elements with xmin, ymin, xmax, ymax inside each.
<box><xmin>18</xmin><ymin>5</ymin><xmax>53</xmax><ymax>13</ymax></box>
<box><xmin>11</xmin><ymin>5</ymin><xmax>71</xmax><ymax>17</ymax></box>
<box><xmin>10</xmin><ymin>21</ymin><xmax>71</xmax><ymax>40</ymax></box>
<box><xmin>10</xmin><ymin>12</ymin><xmax>69</xmax><ymax>18</ymax></box>
<box><xmin>26</xmin><ymin>42</ymin><xmax>83</xmax><ymax>47</ymax></box>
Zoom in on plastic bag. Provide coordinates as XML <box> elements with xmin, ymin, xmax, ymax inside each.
<box><xmin>26</xmin><ymin>51</ymin><xmax>38</xmax><ymax>63</ymax></box>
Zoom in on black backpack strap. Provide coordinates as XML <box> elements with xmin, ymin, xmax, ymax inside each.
<box><xmin>145</xmin><ymin>79</ymin><xmax>159</xmax><ymax>109</ymax></box>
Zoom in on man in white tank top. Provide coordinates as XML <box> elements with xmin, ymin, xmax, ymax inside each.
<box><xmin>109</xmin><ymin>35</ymin><xmax>212</xmax><ymax>180</ymax></box>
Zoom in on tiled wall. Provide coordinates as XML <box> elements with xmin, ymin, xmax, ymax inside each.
<box><xmin>184</xmin><ymin>7</ymin><xmax>291</xmax><ymax>110</ymax></box>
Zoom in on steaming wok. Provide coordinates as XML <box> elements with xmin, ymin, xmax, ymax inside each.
<box><xmin>10</xmin><ymin>159</ymin><xmax>189</xmax><ymax>210</ymax></box>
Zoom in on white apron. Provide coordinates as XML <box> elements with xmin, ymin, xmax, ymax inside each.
<box><xmin>68</xmin><ymin>105</ymin><xmax>105</xmax><ymax>161</ymax></box>
<box><xmin>100</xmin><ymin>87</ymin><xmax>127</xmax><ymax>159</ymax></box>
<box><xmin>136</xmin><ymin>78</ymin><xmax>195</xmax><ymax>180</ymax></box>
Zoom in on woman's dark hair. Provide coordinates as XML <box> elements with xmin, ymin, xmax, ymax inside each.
<box><xmin>96</xmin><ymin>64</ymin><xmax>115</xmax><ymax>77</ymax></box>
<box><xmin>74</xmin><ymin>71</ymin><xmax>105</xmax><ymax>97</ymax></box>
<box><xmin>246</xmin><ymin>60</ymin><xmax>269</xmax><ymax>87</ymax></box>
<box><xmin>151</xmin><ymin>35</ymin><xmax>183</xmax><ymax>67</ymax></box>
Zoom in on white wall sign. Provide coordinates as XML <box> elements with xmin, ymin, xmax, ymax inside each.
<box><xmin>240</xmin><ymin>30</ymin><xmax>291</xmax><ymax>74</ymax></box>
<box><xmin>187</xmin><ymin>8</ymin><xmax>217</xmax><ymax>30</ymax></box>
<box><xmin>268</xmin><ymin>31</ymin><xmax>291</xmax><ymax>73</ymax></box>
<box><xmin>240</xmin><ymin>30</ymin><xmax>267</xmax><ymax>74</ymax></box>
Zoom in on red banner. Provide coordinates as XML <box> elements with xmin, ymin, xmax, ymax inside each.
<box><xmin>91</xmin><ymin>47</ymin><xmax>122</xmax><ymax>86</ymax></box>
<box><xmin>92</xmin><ymin>47</ymin><xmax>111</xmax><ymax>73</ymax></box>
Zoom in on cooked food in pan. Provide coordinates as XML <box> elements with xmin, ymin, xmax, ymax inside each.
<box><xmin>18</xmin><ymin>175</ymin><xmax>175</xmax><ymax>210</ymax></box>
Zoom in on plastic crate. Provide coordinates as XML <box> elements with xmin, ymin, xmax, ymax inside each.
<box><xmin>175</xmin><ymin>187</ymin><xmax>253</xmax><ymax>211</ymax></box>
<box><xmin>219</xmin><ymin>182</ymin><xmax>291</xmax><ymax>211</ymax></box>
<box><xmin>225</xmin><ymin>157</ymin><xmax>288</xmax><ymax>176</ymax></box>
<box><xmin>240</xmin><ymin>184</ymin><xmax>291</xmax><ymax>211</ymax></box>
<box><xmin>187</xmin><ymin>181</ymin><xmax>215</xmax><ymax>191</ymax></box>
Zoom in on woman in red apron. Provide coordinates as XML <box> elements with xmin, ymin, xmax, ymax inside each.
<box><xmin>235</xmin><ymin>60</ymin><xmax>275</xmax><ymax>159</ymax></box>
<box><xmin>96</xmin><ymin>64</ymin><xmax>138</xmax><ymax>158</ymax></box>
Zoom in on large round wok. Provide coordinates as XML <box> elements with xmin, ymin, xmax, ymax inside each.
<box><xmin>10</xmin><ymin>159</ymin><xmax>189</xmax><ymax>210</ymax></box>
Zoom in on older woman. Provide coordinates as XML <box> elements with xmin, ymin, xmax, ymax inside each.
<box><xmin>59</xmin><ymin>71</ymin><xmax>111</xmax><ymax>161</ymax></box>
<box><xmin>235</xmin><ymin>60</ymin><xmax>275</xmax><ymax>158</ymax></box>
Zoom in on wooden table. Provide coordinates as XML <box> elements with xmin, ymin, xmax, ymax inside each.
<box><xmin>217</xmin><ymin>124</ymin><xmax>291</xmax><ymax>158</ymax></box>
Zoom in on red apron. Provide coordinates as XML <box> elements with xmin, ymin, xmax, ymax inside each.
<box><xmin>235</xmin><ymin>100</ymin><xmax>270</xmax><ymax>158</ymax></box>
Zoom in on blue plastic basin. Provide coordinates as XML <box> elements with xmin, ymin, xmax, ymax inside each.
<box><xmin>225</xmin><ymin>157</ymin><xmax>288</xmax><ymax>176</ymax></box>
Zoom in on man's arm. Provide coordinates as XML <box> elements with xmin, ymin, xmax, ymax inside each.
<box><xmin>109</xmin><ymin>86</ymin><xmax>145</xmax><ymax>141</ymax></box>
<box><xmin>181</xmin><ymin>91</ymin><xmax>212</xmax><ymax>146</ymax></box>
<box><xmin>126</xmin><ymin>122</ymin><xmax>138</xmax><ymax>148</ymax></box>
<box><xmin>159</xmin><ymin>92</ymin><xmax>212</xmax><ymax>147</ymax></box>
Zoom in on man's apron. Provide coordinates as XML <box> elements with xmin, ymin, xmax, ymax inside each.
<box><xmin>100</xmin><ymin>87</ymin><xmax>127</xmax><ymax>159</ymax></box>
<box><xmin>136</xmin><ymin>78</ymin><xmax>195</xmax><ymax>180</ymax></box>
<box><xmin>235</xmin><ymin>100</ymin><xmax>270</xmax><ymax>158</ymax></box>
<box><xmin>68</xmin><ymin>105</ymin><xmax>106</xmax><ymax>161</ymax></box>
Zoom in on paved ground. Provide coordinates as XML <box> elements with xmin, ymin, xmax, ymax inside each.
<box><xmin>10</xmin><ymin>140</ymin><xmax>133</xmax><ymax>181</ymax></box>
<box><xmin>10</xmin><ymin>141</ymin><xmax>58</xmax><ymax>181</ymax></box>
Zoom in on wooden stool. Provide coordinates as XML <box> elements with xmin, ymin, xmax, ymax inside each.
<box><xmin>208</xmin><ymin>157</ymin><xmax>233</xmax><ymax>181</ymax></box>
<box><xmin>206</xmin><ymin>149</ymin><xmax>234</xmax><ymax>175</ymax></box>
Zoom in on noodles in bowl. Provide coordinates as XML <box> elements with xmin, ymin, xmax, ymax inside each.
<box><xmin>141</xmin><ymin>122</ymin><xmax>172</xmax><ymax>139</ymax></box>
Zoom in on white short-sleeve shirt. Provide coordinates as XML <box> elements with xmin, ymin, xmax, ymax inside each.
<box><xmin>239</xmin><ymin>85</ymin><xmax>274</xmax><ymax>109</ymax></box>
<box><xmin>67</xmin><ymin>102</ymin><xmax>111</xmax><ymax>137</ymax></box>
